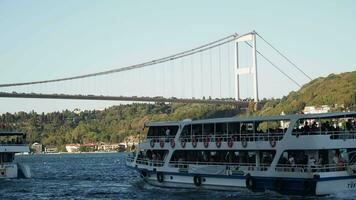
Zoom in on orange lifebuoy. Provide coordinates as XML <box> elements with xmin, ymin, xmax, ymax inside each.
<box><xmin>215</xmin><ymin>136</ymin><xmax>221</xmax><ymax>148</ymax></box>
<box><xmin>241</xmin><ymin>137</ymin><xmax>247</xmax><ymax>148</ymax></box>
<box><xmin>170</xmin><ymin>139</ymin><xmax>175</xmax><ymax>148</ymax></box>
<box><xmin>150</xmin><ymin>139</ymin><xmax>155</xmax><ymax>148</ymax></box>
<box><xmin>192</xmin><ymin>137</ymin><xmax>197</xmax><ymax>148</ymax></box>
<box><xmin>181</xmin><ymin>138</ymin><xmax>186</xmax><ymax>148</ymax></box>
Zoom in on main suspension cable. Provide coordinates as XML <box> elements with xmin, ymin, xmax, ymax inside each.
<box><xmin>0</xmin><ymin>33</ymin><xmax>247</xmax><ymax>88</ymax></box>
<box><xmin>256</xmin><ymin>33</ymin><xmax>312</xmax><ymax>81</ymax></box>
<box><xmin>244</xmin><ymin>41</ymin><xmax>302</xmax><ymax>87</ymax></box>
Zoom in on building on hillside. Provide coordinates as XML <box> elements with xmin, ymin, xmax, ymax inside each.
<box><xmin>303</xmin><ymin>105</ymin><xmax>330</xmax><ymax>114</ymax></box>
<box><xmin>118</xmin><ymin>143</ymin><xmax>126</xmax><ymax>152</ymax></box>
<box><xmin>45</xmin><ymin>147</ymin><xmax>58</xmax><ymax>153</ymax></box>
<box><xmin>65</xmin><ymin>144</ymin><xmax>80</xmax><ymax>153</ymax></box>
<box><xmin>31</xmin><ymin>142</ymin><xmax>43</xmax><ymax>153</ymax></box>
<box><xmin>97</xmin><ymin>143</ymin><xmax>118</xmax><ymax>152</ymax></box>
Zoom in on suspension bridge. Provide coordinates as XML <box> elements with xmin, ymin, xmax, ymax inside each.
<box><xmin>0</xmin><ymin>31</ymin><xmax>311</xmax><ymax>109</ymax></box>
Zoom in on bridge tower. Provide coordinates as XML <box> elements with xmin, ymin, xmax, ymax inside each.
<box><xmin>234</xmin><ymin>31</ymin><xmax>259</xmax><ymax>102</ymax></box>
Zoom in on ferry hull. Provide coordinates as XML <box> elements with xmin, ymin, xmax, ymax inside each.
<box><xmin>135</xmin><ymin>169</ymin><xmax>356</xmax><ymax>196</ymax></box>
<box><xmin>0</xmin><ymin>163</ymin><xmax>18</xmax><ymax>179</ymax></box>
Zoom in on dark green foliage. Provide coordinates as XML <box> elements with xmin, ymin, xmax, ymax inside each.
<box><xmin>259</xmin><ymin>71</ymin><xmax>356</xmax><ymax>115</ymax></box>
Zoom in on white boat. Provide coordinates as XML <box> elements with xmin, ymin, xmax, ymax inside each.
<box><xmin>0</xmin><ymin>131</ymin><xmax>31</xmax><ymax>178</ymax></box>
<box><xmin>126</xmin><ymin>111</ymin><xmax>356</xmax><ymax>196</ymax></box>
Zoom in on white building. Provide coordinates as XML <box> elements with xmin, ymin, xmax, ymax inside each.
<box><xmin>65</xmin><ymin>144</ymin><xmax>80</xmax><ymax>153</ymax></box>
<box><xmin>303</xmin><ymin>105</ymin><xmax>331</xmax><ymax>114</ymax></box>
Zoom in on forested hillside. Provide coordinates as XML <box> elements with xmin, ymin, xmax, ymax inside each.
<box><xmin>0</xmin><ymin>104</ymin><xmax>239</xmax><ymax>150</ymax></box>
<box><xmin>259</xmin><ymin>71</ymin><xmax>356</xmax><ymax>115</ymax></box>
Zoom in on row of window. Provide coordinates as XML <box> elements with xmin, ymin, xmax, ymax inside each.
<box><xmin>146</xmin><ymin>114</ymin><xmax>356</xmax><ymax>138</ymax></box>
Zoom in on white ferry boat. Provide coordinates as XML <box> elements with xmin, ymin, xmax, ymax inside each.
<box><xmin>126</xmin><ymin>111</ymin><xmax>356</xmax><ymax>196</ymax></box>
<box><xmin>0</xmin><ymin>130</ymin><xmax>31</xmax><ymax>178</ymax></box>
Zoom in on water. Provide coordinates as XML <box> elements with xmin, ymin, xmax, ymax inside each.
<box><xmin>0</xmin><ymin>153</ymin><xmax>353</xmax><ymax>199</ymax></box>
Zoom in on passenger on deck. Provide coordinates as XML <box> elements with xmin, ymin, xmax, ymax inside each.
<box><xmin>311</xmin><ymin>121</ymin><xmax>318</xmax><ymax>133</ymax></box>
<box><xmin>303</xmin><ymin>121</ymin><xmax>310</xmax><ymax>134</ymax></box>
<box><xmin>346</xmin><ymin>119</ymin><xmax>353</xmax><ymax>132</ymax></box>
<box><xmin>308</xmin><ymin>157</ymin><xmax>316</xmax><ymax>172</ymax></box>
<box><xmin>165</xmin><ymin>128</ymin><xmax>171</xmax><ymax>137</ymax></box>
<box><xmin>288</xmin><ymin>155</ymin><xmax>296</xmax><ymax>169</ymax></box>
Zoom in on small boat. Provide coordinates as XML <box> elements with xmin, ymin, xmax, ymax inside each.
<box><xmin>126</xmin><ymin>111</ymin><xmax>356</xmax><ymax>196</ymax></box>
<box><xmin>0</xmin><ymin>130</ymin><xmax>31</xmax><ymax>178</ymax></box>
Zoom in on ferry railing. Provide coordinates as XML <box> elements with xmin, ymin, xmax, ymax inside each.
<box><xmin>142</xmin><ymin>136</ymin><xmax>176</xmax><ymax>143</ymax></box>
<box><xmin>179</xmin><ymin>133</ymin><xmax>284</xmax><ymax>143</ymax></box>
<box><xmin>168</xmin><ymin>161</ymin><xmax>271</xmax><ymax>172</ymax></box>
<box><xmin>135</xmin><ymin>158</ymin><xmax>165</xmax><ymax>167</ymax></box>
<box><xmin>292</xmin><ymin>130</ymin><xmax>356</xmax><ymax>140</ymax></box>
<box><xmin>275</xmin><ymin>163</ymin><xmax>349</xmax><ymax>173</ymax></box>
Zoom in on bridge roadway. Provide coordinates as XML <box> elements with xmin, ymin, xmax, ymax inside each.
<box><xmin>0</xmin><ymin>92</ymin><xmax>250</xmax><ymax>107</ymax></box>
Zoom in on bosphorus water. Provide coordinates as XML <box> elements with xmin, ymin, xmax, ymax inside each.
<box><xmin>1</xmin><ymin>153</ymin><xmax>354</xmax><ymax>200</ymax></box>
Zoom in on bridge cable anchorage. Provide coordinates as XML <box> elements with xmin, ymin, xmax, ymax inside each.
<box><xmin>256</xmin><ymin>32</ymin><xmax>312</xmax><ymax>81</ymax></box>
<box><xmin>0</xmin><ymin>33</ymin><xmax>240</xmax><ymax>88</ymax></box>
<box><xmin>244</xmin><ymin>41</ymin><xmax>302</xmax><ymax>88</ymax></box>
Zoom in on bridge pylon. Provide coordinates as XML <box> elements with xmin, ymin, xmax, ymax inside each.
<box><xmin>234</xmin><ymin>31</ymin><xmax>259</xmax><ymax>102</ymax></box>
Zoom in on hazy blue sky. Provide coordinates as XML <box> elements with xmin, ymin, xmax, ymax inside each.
<box><xmin>0</xmin><ymin>1</ymin><xmax>355</xmax><ymax>113</ymax></box>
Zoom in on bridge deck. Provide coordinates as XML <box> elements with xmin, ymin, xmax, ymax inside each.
<box><xmin>0</xmin><ymin>92</ymin><xmax>250</xmax><ymax>107</ymax></box>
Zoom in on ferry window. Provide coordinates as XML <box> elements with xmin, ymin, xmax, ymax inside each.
<box><xmin>147</xmin><ymin>126</ymin><xmax>179</xmax><ymax>138</ymax></box>
<box><xmin>247</xmin><ymin>151</ymin><xmax>256</xmax><ymax>164</ymax></box>
<box><xmin>181</xmin><ymin>125</ymin><xmax>191</xmax><ymax>138</ymax></box>
<box><xmin>260</xmin><ymin>151</ymin><xmax>275</xmax><ymax>165</ymax></box>
<box><xmin>0</xmin><ymin>153</ymin><xmax>14</xmax><ymax>163</ymax></box>
<box><xmin>215</xmin><ymin>123</ymin><xmax>227</xmax><ymax>135</ymax></box>
<box><xmin>192</xmin><ymin>124</ymin><xmax>202</xmax><ymax>136</ymax></box>
<box><xmin>293</xmin><ymin>113</ymin><xmax>356</xmax><ymax>136</ymax></box>
<box><xmin>240</xmin><ymin>122</ymin><xmax>254</xmax><ymax>134</ymax></box>
<box><xmin>228</xmin><ymin>122</ymin><xmax>240</xmax><ymax>135</ymax></box>
<box><xmin>203</xmin><ymin>123</ymin><xmax>214</xmax><ymax>136</ymax></box>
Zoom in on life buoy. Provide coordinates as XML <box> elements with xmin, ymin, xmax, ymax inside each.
<box><xmin>245</xmin><ymin>173</ymin><xmax>254</xmax><ymax>190</ymax></box>
<box><xmin>192</xmin><ymin>137</ymin><xmax>197</xmax><ymax>148</ymax></box>
<box><xmin>193</xmin><ymin>175</ymin><xmax>202</xmax><ymax>186</ymax></box>
<box><xmin>269</xmin><ymin>137</ymin><xmax>276</xmax><ymax>147</ymax></box>
<box><xmin>170</xmin><ymin>139</ymin><xmax>175</xmax><ymax>148</ymax></box>
<box><xmin>150</xmin><ymin>139</ymin><xmax>155</xmax><ymax>148</ymax></box>
<box><xmin>203</xmin><ymin>136</ymin><xmax>209</xmax><ymax>148</ymax></box>
<box><xmin>228</xmin><ymin>137</ymin><xmax>233</xmax><ymax>148</ymax></box>
<box><xmin>160</xmin><ymin>139</ymin><xmax>164</xmax><ymax>148</ymax></box>
<box><xmin>241</xmin><ymin>137</ymin><xmax>247</xmax><ymax>148</ymax></box>
<box><xmin>215</xmin><ymin>136</ymin><xmax>221</xmax><ymax>148</ymax></box>
<box><xmin>157</xmin><ymin>172</ymin><xmax>164</xmax><ymax>183</ymax></box>
<box><xmin>181</xmin><ymin>138</ymin><xmax>186</xmax><ymax>148</ymax></box>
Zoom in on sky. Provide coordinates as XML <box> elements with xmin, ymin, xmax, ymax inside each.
<box><xmin>0</xmin><ymin>0</ymin><xmax>355</xmax><ymax>113</ymax></box>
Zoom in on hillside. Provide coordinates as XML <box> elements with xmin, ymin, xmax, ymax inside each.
<box><xmin>259</xmin><ymin>71</ymin><xmax>356</xmax><ymax>115</ymax></box>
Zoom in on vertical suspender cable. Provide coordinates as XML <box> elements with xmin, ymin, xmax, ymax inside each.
<box><xmin>219</xmin><ymin>46</ymin><xmax>222</xmax><ymax>98</ymax></box>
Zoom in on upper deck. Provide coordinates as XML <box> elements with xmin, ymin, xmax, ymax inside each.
<box><xmin>0</xmin><ymin>131</ymin><xmax>30</xmax><ymax>153</ymax></box>
<box><xmin>141</xmin><ymin>111</ymin><xmax>356</xmax><ymax>150</ymax></box>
